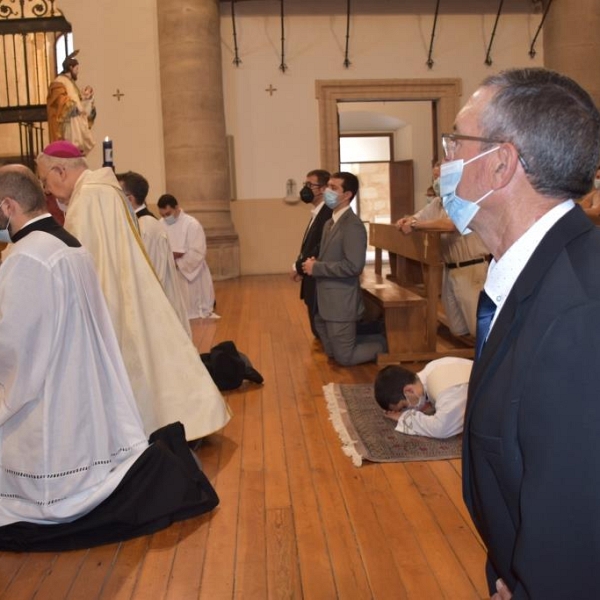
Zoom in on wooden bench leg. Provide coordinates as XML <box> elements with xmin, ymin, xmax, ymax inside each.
<box><xmin>382</xmin><ymin>305</ymin><xmax>428</xmax><ymax>355</ymax></box>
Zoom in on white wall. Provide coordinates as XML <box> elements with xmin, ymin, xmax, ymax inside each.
<box><xmin>221</xmin><ymin>3</ymin><xmax>543</xmax><ymax>206</ymax></box>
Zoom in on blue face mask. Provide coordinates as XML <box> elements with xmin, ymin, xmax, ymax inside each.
<box><xmin>0</xmin><ymin>200</ymin><xmax>11</xmax><ymax>243</ymax></box>
<box><xmin>164</xmin><ymin>214</ymin><xmax>177</xmax><ymax>225</ymax></box>
<box><xmin>324</xmin><ymin>188</ymin><xmax>341</xmax><ymax>210</ymax></box>
<box><xmin>440</xmin><ymin>146</ymin><xmax>499</xmax><ymax>234</ymax></box>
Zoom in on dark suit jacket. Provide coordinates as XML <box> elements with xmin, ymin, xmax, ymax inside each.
<box><xmin>311</xmin><ymin>208</ymin><xmax>366</xmax><ymax>322</ymax></box>
<box><xmin>295</xmin><ymin>203</ymin><xmax>333</xmax><ymax>306</ymax></box>
<box><xmin>463</xmin><ymin>205</ymin><xmax>600</xmax><ymax>599</ymax></box>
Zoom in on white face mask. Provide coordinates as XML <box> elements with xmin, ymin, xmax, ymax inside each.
<box><xmin>405</xmin><ymin>390</ymin><xmax>427</xmax><ymax>411</ymax></box>
<box><xmin>440</xmin><ymin>146</ymin><xmax>499</xmax><ymax>234</ymax></box>
<box><xmin>164</xmin><ymin>214</ymin><xmax>177</xmax><ymax>225</ymax></box>
<box><xmin>594</xmin><ymin>178</ymin><xmax>600</xmax><ymax>190</ymax></box>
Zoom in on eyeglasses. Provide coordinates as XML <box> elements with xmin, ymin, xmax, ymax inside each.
<box><xmin>442</xmin><ymin>132</ymin><xmax>530</xmax><ymax>172</ymax></box>
<box><xmin>303</xmin><ymin>181</ymin><xmax>323</xmax><ymax>189</ymax></box>
<box><xmin>39</xmin><ymin>166</ymin><xmax>60</xmax><ymax>188</ymax></box>
<box><xmin>441</xmin><ymin>133</ymin><xmax>504</xmax><ymax>161</ymax></box>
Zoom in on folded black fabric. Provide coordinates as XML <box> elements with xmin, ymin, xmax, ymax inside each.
<box><xmin>200</xmin><ymin>341</ymin><xmax>264</xmax><ymax>390</ymax></box>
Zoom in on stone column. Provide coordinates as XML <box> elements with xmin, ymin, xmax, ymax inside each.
<box><xmin>157</xmin><ymin>0</ymin><xmax>239</xmax><ymax>280</ymax></box>
<box><xmin>543</xmin><ymin>0</ymin><xmax>600</xmax><ymax>109</ymax></box>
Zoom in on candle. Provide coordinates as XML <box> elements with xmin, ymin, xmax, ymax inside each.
<box><xmin>102</xmin><ymin>137</ymin><xmax>113</xmax><ymax>168</ymax></box>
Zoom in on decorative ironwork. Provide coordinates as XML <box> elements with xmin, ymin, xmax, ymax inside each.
<box><xmin>19</xmin><ymin>121</ymin><xmax>44</xmax><ymax>169</ymax></box>
<box><xmin>426</xmin><ymin>0</ymin><xmax>441</xmax><ymax>69</ymax></box>
<box><xmin>230</xmin><ymin>0</ymin><xmax>241</xmax><ymax>66</ymax></box>
<box><xmin>529</xmin><ymin>0</ymin><xmax>554</xmax><ymax>58</ymax></box>
<box><xmin>279</xmin><ymin>0</ymin><xmax>287</xmax><ymax>72</ymax></box>
<box><xmin>0</xmin><ymin>0</ymin><xmax>60</xmax><ymax>20</ymax></box>
<box><xmin>343</xmin><ymin>0</ymin><xmax>351</xmax><ymax>68</ymax></box>
<box><xmin>484</xmin><ymin>0</ymin><xmax>504</xmax><ymax>66</ymax></box>
<box><xmin>0</xmin><ymin>0</ymin><xmax>70</xmax><ymax>168</ymax></box>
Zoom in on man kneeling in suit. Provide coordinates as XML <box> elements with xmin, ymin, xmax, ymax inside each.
<box><xmin>302</xmin><ymin>172</ymin><xmax>386</xmax><ymax>365</ymax></box>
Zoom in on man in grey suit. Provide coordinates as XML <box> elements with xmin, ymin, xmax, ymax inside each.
<box><xmin>302</xmin><ymin>172</ymin><xmax>386</xmax><ymax>365</ymax></box>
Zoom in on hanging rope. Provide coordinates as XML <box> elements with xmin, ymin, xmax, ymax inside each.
<box><xmin>426</xmin><ymin>0</ymin><xmax>441</xmax><ymax>69</ymax></box>
<box><xmin>343</xmin><ymin>0</ymin><xmax>352</xmax><ymax>68</ymax></box>
<box><xmin>529</xmin><ymin>0</ymin><xmax>554</xmax><ymax>58</ymax></box>
<box><xmin>279</xmin><ymin>0</ymin><xmax>287</xmax><ymax>72</ymax></box>
<box><xmin>484</xmin><ymin>0</ymin><xmax>505</xmax><ymax>66</ymax></box>
<box><xmin>231</xmin><ymin>0</ymin><xmax>241</xmax><ymax>66</ymax></box>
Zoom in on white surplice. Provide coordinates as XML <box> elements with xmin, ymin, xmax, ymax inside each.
<box><xmin>161</xmin><ymin>211</ymin><xmax>216</xmax><ymax>319</ymax></box>
<box><xmin>64</xmin><ymin>168</ymin><xmax>231</xmax><ymax>439</ymax></box>
<box><xmin>135</xmin><ymin>207</ymin><xmax>191</xmax><ymax>337</ymax></box>
<box><xmin>0</xmin><ymin>231</ymin><xmax>147</xmax><ymax>525</ymax></box>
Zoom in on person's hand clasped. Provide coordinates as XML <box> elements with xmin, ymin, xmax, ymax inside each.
<box><xmin>490</xmin><ymin>578</ymin><xmax>512</xmax><ymax>599</ymax></box>
<box><xmin>395</xmin><ymin>216</ymin><xmax>416</xmax><ymax>235</ymax></box>
<box><xmin>302</xmin><ymin>257</ymin><xmax>316</xmax><ymax>276</ymax></box>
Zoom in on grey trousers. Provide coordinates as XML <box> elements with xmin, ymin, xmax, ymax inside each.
<box><xmin>314</xmin><ymin>314</ymin><xmax>386</xmax><ymax>366</ymax></box>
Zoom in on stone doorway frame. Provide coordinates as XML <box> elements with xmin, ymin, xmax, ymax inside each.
<box><xmin>315</xmin><ymin>78</ymin><xmax>462</xmax><ymax>173</ymax></box>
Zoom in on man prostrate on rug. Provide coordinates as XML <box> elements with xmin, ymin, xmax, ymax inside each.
<box><xmin>374</xmin><ymin>357</ymin><xmax>472</xmax><ymax>438</ymax></box>
<box><xmin>0</xmin><ymin>166</ymin><xmax>218</xmax><ymax>552</ymax></box>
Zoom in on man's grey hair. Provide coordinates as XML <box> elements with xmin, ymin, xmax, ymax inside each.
<box><xmin>0</xmin><ymin>165</ymin><xmax>46</xmax><ymax>213</ymax></box>
<box><xmin>35</xmin><ymin>152</ymin><xmax>88</xmax><ymax>172</ymax></box>
<box><xmin>479</xmin><ymin>68</ymin><xmax>600</xmax><ymax>200</ymax></box>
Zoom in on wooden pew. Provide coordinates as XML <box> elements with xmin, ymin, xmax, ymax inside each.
<box><xmin>369</xmin><ymin>223</ymin><xmax>474</xmax><ymax>363</ymax></box>
<box><xmin>360</xmin><ymin>269</ymin><xmax>428</xmax><ymax>363</ymax></box>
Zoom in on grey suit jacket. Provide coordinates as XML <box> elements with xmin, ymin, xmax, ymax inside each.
<box><xmin>311</xmin><ymin>208</ymin><xmax>366</xmax><ymax>322</ymax></box>
<box><xmin>463</xmin><ymin>205</ymin><xmax>600</xmax><ymax>598</ymax></box>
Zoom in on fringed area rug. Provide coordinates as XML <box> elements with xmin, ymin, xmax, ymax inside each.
<box><xmin>323</xmin><ymin>383</ymin><xmax>462</xmax><ymax>467</ymax></box>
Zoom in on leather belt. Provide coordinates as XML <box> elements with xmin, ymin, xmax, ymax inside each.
<box><xmin>445</xmin><ymin>257</ymin><xmax>487</xmax><ymax>269</ymax></box>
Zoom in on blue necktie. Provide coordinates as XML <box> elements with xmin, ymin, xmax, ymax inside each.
<box><xmin>475</xmin><ymin>290</ymin><xmax>496</xmax><ymax>360</ymax></box>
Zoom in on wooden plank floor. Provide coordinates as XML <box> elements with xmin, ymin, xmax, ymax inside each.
<box><xmin>0</xmin><ymin>274</ymin><xmax>488</xmax><ymax>599</ymax></box>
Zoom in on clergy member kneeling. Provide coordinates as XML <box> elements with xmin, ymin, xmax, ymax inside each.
<box><xmin>0</xmin><ymin>165</ymin><xmax>218</xmax><ymax>552</ymax></box>
<box><xmin>374</xmin><ymin>357</ymin><xmax>473</xmax><ymax>438</ymax></box>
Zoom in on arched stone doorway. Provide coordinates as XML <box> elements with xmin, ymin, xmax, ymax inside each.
<box><xmin>316</xmin><ymin>78</ymin><xmax>462</xmax><ymax>173</ymax></box>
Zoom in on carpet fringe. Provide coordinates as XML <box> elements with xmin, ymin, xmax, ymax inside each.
<box><xmin>323</xmin><ymin>383</ymin><xmax>363</xmax><ymax>467</ymax></box>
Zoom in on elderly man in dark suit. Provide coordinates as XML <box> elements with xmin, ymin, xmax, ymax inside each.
<box><xmin>302</xmin><ymin>172</ymin><xmax>386</xmax><ymax>366</ymax></box>
<box><xmin>443</xmin><ymin>68</ymin><xmax>600</xmax><ymax>599</ymax></box>
<box><xmin>292</xmin><ymin>169</ymin><xmax>331</xmax><ymax>339</ymax></box>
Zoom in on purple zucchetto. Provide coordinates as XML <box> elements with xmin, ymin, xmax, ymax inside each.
<box><xmin>42</xmin><ymin>141</ymin><xmax>84</xmax><ymax>159</ymax></box>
